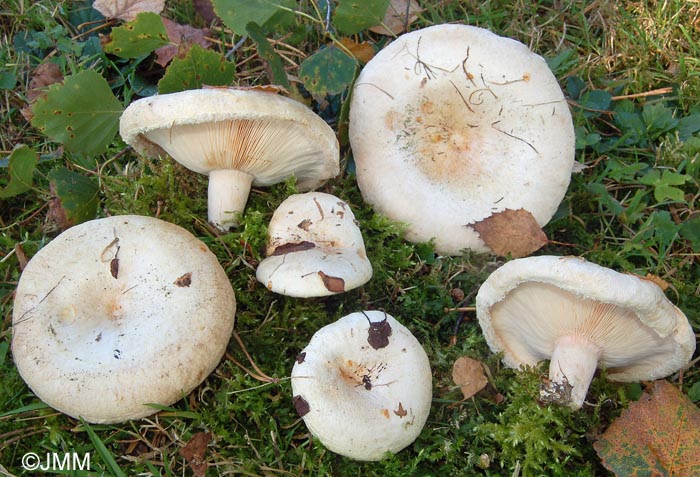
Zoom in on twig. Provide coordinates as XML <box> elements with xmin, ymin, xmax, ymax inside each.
<box><xmin>611</xmin><ymin>87</ymin><xmax>673</xmax><ymax>101</ymax></box>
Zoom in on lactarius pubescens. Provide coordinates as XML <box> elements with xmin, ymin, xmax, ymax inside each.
<box><xmin>120</xmin><ymin>87</ymin><xmax>339</xmax><ymax>230</ymax></box>
<box><xmin>11</xmin><ymin>215</ymin><xmax>236</xmax><ymax>423</ymax></box>
<box><xmin>476</xmin><ymin>255</ymin><xmax>695</xmax><ymax>408</ymax></box>
<box><xmin>291</xmin><ymin>311</ymin><xmax>432</xmax><ymax>460</ymax></box>
<box><xmin>349</xmin><ymin>24</ymin><xmax>575</xmax><ymax>255</ymax></box>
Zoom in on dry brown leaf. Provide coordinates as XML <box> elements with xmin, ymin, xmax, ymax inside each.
<box><xmin>338</xmin><ymin>37</ymin><xmax>376</xmax><ymax>64</ymax></box>
<box><xmin>154</xmin><ymin>18</ymin><xmax>211</xmax><ymax>67</ymax></box>
<box><xmin>594</xmin><ymin>381</ymin><xmax>700</xmax><ymax>477</ymax></box>
<box><xmin>179</xmin><ymin>432</ymin><xmax>212</xmax><ymax>477</ymax></box>
<box><xmin>193</xmin><ymin>0</ymin><xmax>218</xmax><ymax>24</ymax></box>
<box><xmin>470</xmin><ymin>208</ymin><xmax>548</xmax><ymax>258</ymax></box>
<box><xmin>21</xmin><ymin>62</ymin><xmax>64</xmax><ymax>121</ymax></box>
<box><xmin>452</xmin><ymin>356</ymin><xmax>488</xmax><ymax>400</ymax></box>
<box><xmin>369</xmin><ymin>0</ymin><xmax>422</xmax><ymax>36</ymax></box>
<box><xmin>640</xmin><ymin>273</ymin><xmax>670</xmax><ymax>291</ymax></box>
<box><xmin>93</xmin><ymin>0</ymin><xmax>165</xmax><ymax>21</ymax></box>
<box><xmin>318</xmin><ymin>271</ymin><xmax>345</xmax><ymax>293</ymax></box>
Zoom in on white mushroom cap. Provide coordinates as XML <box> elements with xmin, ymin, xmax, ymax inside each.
<box><xmin>291</xmin><ymin>311</ymin><xmax>432</xmax><ymax>460</ymax></box>
<box><xmin>349</xmin><ymin>24</ymin><xmax>575</xmax><ymax>255</ymax></box>
<box><xmin>119</xmin><ymin>88</ymin><xmax>340</xmax><ymax>230</ymax></box>
<box><xmin>11</xmin><ymin>215</ymin><xmax>236</xmax><ymax>423</ymax></box>
<box><xmin>476</xmin><ymin>255</ymin><xmax>696</xmax><ymax>408</ymax></box>
<box><xmin>255</xmin><ymin>192</ymin><xmax>372</xmax><ymax>297</ymax></box>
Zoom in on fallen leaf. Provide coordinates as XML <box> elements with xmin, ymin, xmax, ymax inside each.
<box><xmin>366</xmin><ymin>314</ymin><xmax>392</xmax><ymax>349</ymax></box>
<box><xmin>179</xmin><ymin>432</ymin><xmax>211</xmax><ymax>477</ymax></box>
<box><xmin>318</xmin><ymin>271</ymin><xmax>345</xmax><ymax>293</ymax></box>
<box><xmin>293</xmin><ymin>395</ymin><xmax>310</xmax><ymax>417</ymax></box>
<box><xmin>193</xmin><ymin>0</ymin><xmax>218</xmax><ymax>23</ymax></box>
<box><xmin>452</xmin><ymin>357</ymin><xmax>488</xmax><ymax>400</ymax></box>
<box><xmin>154</xmin><ymin>18</ymin><xmax>211</xmax><ymax>67</ymax></box>
<box><xmin>640</xmin><ymin>273</ymin><xmax>670</xmax><ymax>291</ymax></box>
<box><xmin>338</xmin><ymin>37</ymin><xmax>376</xmax><ymax>64</ymax></box>
<box><xmin>368</xmin><ymin>0</ymin><xmax>422</xmax><ymax>36</ymax></box>
<box><xmin>174</xmin><ymin>272</ymin><xmax>193</xmax><ymax>287</ymax></box>
<box><xmin>21</xmin><ymin>63</ymin><xmax>64</xmax><ymax>121</ymax></box>
<box><xmin>394</xmin><ymin>402</ymin><xmax>408</xmax><ymax>417</ymax></box>
<box><xmin>270</xmin><ymin>241</ymin><xmax>316</xmax><ymax>256</ymax></box>
<box><xmin>470</xmin><ymin>208</ymin><xmax>548</xmax><ymax>258</ymax></box>
<box><xmin>93</xmin><ymin>0</ymin><xmax>165</xmax><ymax>21</ymax></box>
<box><xmin>233</xmin><ymin>84</ymin><xmax>289</xmax><ymax>95</ymax></box>
<box><xmin>594</xmin><ymin>380</ymin><xmax>700</xmax><ymax>477</ymax></box>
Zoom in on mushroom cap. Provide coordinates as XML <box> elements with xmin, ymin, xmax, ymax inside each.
<box><xmin>291</xmin><ymin>311</ymin><xmax>432</xmax><ymax>461</ymax></box>
<box><xmin>349</xmin><ymin>24</ymin><xmax>575</xmax><ymax>255</ymax></box>
<box><xmin>119</xmin><ymin>88</ymin><xmax>339</xmax><ymax>190</ymax></box>
<box><xmin>11</xmin><ymin>215</ymin><xmax>236</xmax><ymax>423</ymax></box>
<box><xmin>476</xmin><ymin>255</ymin><xmax>695</xmax><ymax>382</ymax></box>
<box><xmin>255</xmin><ymin>192</ymin><xmax>372</xmax><ymax>297</ymax></box>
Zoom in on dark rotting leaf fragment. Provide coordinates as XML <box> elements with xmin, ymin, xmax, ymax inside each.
<box><xmin>110</xmin><ymin>258</ymin><xmax>119</xmax><ymax>279</ymax></box>
<box><xmin>366</xmin><ymin>314</ymin><xmax>392</xmax><ymax>349</ymax></box>
<box><xmin>318</xmin><ymin>271</ymin><xmax>345</xmax><ymax>293</ymax></box>
<box><xmin>174</xmin><ymin>272</ymin><xmax>193</xmax><ymax>287</ymax></box>
<box><xmin>297</xmin><ymin>219</ymin><xmax>312</xmax><ymax>231</ymax></box>
<box><xmin>270</xmin><ymin>241</ymin><xmax>316</xmax><ymax>256</ymax></box>
<box><xmin>296</xmin><ymin>352</ymin><xmax>306</xmax><ymax>364</ymax></box>
<box><xmin>293</xmin><ymin>395</ymin><xmax>310</xmax><ymax>417</ymax></box>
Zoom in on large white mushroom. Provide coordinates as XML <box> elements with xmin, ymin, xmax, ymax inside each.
<box><xmin>119</xmin><ymin>87</ymin><xmax>340</xmax><ymax>231</ymax></box>
<box><xmin>255</xmin><ymin>192</ymin><xmax>372</xmax><ymax>297</ymax></box>
<box><xmin>11</xmin><ymin>215</ymin><xmax>236</xmax><ymax>423</ymax></box>
<box><xmin>349</xmin><ymin>24</ymin><xmax>575</xmax><ymax>255</ymax></box>
<box><xmin>476</xmin><ymin>255</ymin><xmax>696</xmax><ymax>408</ymax></box>
<box><xmin>291</xmin><ymin>311</ymin><xmax>432</xmax><ymax>461</ymax></box>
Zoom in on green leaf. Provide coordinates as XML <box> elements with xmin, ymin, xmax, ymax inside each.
<box><xmin>158</xmin><ymin>44</ymin><xmax>237</xmax><ymax>94</ymax></box>
<box><xmin>333</xmin><ymin>0</ymin><xmax>390</xmax><ymax>35</ymax></box>
<box><xmin>212</xmin><ymin>0</ymin><xmax>293</xmax><ymax>35</ymax></box>
<box><xmin>579</xmin><ymin>89</ymin><xmax>611</xmax><ymax>117</ymax></box>
<box><xmin>0</xmin><ymin>71</ymin><xmax>16</xmax><ymax>90</ymax></box>
<box><xmin>246</xmin><ymin>23</ymin><xmax>291</xmax><ymax>88</ymax></box>
<box><xmin>677</xmin><ymin>113</ymin><xmax>700</xmax><ymax>141</ymax></box>
<box><xmin>642</xmin><ymin>102</ymin><xmax>679</xmax><ymax>139</ymax></box>
<box><xmin>639</xmin><ymin>169</ymin><xmax>689</xmax><ymax>202</ymax></box>
<box><xmin>0</xmin><ymin>145</ymin><xmax>37</xmax><ymax>198</ymax></box>
<box><xmin>48</xmin><ymin>168</ymin><xmax>99</xmax><ymax>226</ymax></box>
<box><xmin>30</xmin><ymin>70</ymin><xmax>124</xmax><ymax>155</ymax></box>
<box><xmin>103</xmin><ymin>12</ymin><xmax>169</xmax><ymax>58</ymax></box>
<box><xmin>680</xmin><ymin>217</ymin><xmax>700</xmax><ymax>252</ymax></box>
<box><xmin>299</xmin><ymin>45</ymin><xmax>357</xmax><ymax>97</ymax></box>
<box><xmin>586</xmin><ymin>182</ymin><xmax>624</xmax><ymax>216</ymax></box>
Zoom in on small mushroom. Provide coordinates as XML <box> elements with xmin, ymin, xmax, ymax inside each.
<box><xmin>291</xmin><ymin>311</ymin><xmax>432</xmax><ymax>461</ymax></box>
<box><xmin>349</xmin><ymin>24</ymin><xmax>575</xmax><ymax>255</ymax></box>
<box><xmin>119</xmin><ymin>87</ymin><xmax>339</xmax><ymax>231</ymax></box>
<box><xmin>255</xmin><ymin>192</ymin><xmax>372</xmax><ymax>297</ymax></box>
<box><xmin>11</xmin><ymin>215</ymin><xmax>236</xmax><ymax>423</ymax></box>
<box><xmin>476</xmin><ymin>255</ymin><xmax>696</xmax><ymax>408</ymax></box>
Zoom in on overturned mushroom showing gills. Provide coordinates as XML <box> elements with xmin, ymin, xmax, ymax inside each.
<box><xmin>349</xmin><ymin>24</ymin><xmax>575</xmax><ymax>255</ymax></box>
<box><xmin>291</xmin><ymin>311</ymin><xmax>432</xmax><ymax>460</ymax></box>
<box><xmin>476</xmin><ymin>255</ymin><xmax>695</xmax><ymax>408</ymax></box>
<box><xmin>255</xmin><ymin>192</ymin><xmax>372</xmax><ymax>297</ymax></box>
<box><xmin>11</xmin><ymin>215</ymin><xmax>236</xmax><ymax>423</ymax></box>
<box><xmin>119</xmin><ymin>88</ymin><xmax>339</xmax><ymax>230</ymax></box>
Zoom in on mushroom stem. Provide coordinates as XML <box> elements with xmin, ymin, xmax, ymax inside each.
<box><xmin>208</xmin><ymin>169</ymin><xmax>255</xmax><ymax>230</ymax></box>
<box><xmin>546</xmin><ymin>335</ymin><xmax>602</xmax><ymax>408</ymax></box>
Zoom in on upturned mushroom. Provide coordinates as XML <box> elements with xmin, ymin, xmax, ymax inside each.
<box><xmin>256</xmin><ymin>192</ymin><xmax>372</xmax><ymax>297</ymax></box>
<box><xmin>291</xmin><ymin>311</ymin><xmax>432</xmax><ymax>461</ymax></box>
<box><xmin>11</xmin><ymin>215</ymin><xmax>236</xmax><ymax>423</ymax></box>
<box><xmin>119</xmin><ymin>87</ymin><xmax>340</xmax><ymax>231</ymax></box>
<box><xmin>349</xmin><ymin>24</ymin><xmax>575</xmax><ymax>255</ymax></box>
<box><xmin>476</xmin><ymin>255</ymin><xmax>696</xmax><ymax>408</ymax></box>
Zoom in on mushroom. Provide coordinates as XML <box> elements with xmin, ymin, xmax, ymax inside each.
<box><xmin>255</xmin><ymin>192</ymin><xmax>372</xmax><ymax>297</ymax></box>
<box><xmin>349</xmin><ymin>24</ymin><xmax>575</xmax><ymax>255</ymax></box>
<box><xmin>291</xmin><ymin>311</ymin><xmax>432</xmax><ymax>461</ymax></box>
<box><xmin>11</xmin><ymin>215</ymin><xmax>236</xmax><ymax>423</ymax></box>
<box><xmin>476</xmin><ymin>255</ymin><xmax>696</xmax><ymax>408</ymax></box>
<box><xmin>119</xmin><ymin>87</ymin><xmax>340</xmax><ymax>231</ymax></box>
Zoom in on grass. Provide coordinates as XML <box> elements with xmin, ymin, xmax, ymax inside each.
<box><xmin>1</xmin><ymin>0</ymin><xmax>699</xmax><ymax>475</ymax></box>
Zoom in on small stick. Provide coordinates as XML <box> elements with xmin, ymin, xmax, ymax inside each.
<box><xmin>611</xmin><ymin>87</ymin><xmax>673</xmax><ymax>101</ymax></box>
<box><xmin>444</xmin><ymin>306</ymin><xmax>476</xmax><ymax>313</ymax></box>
